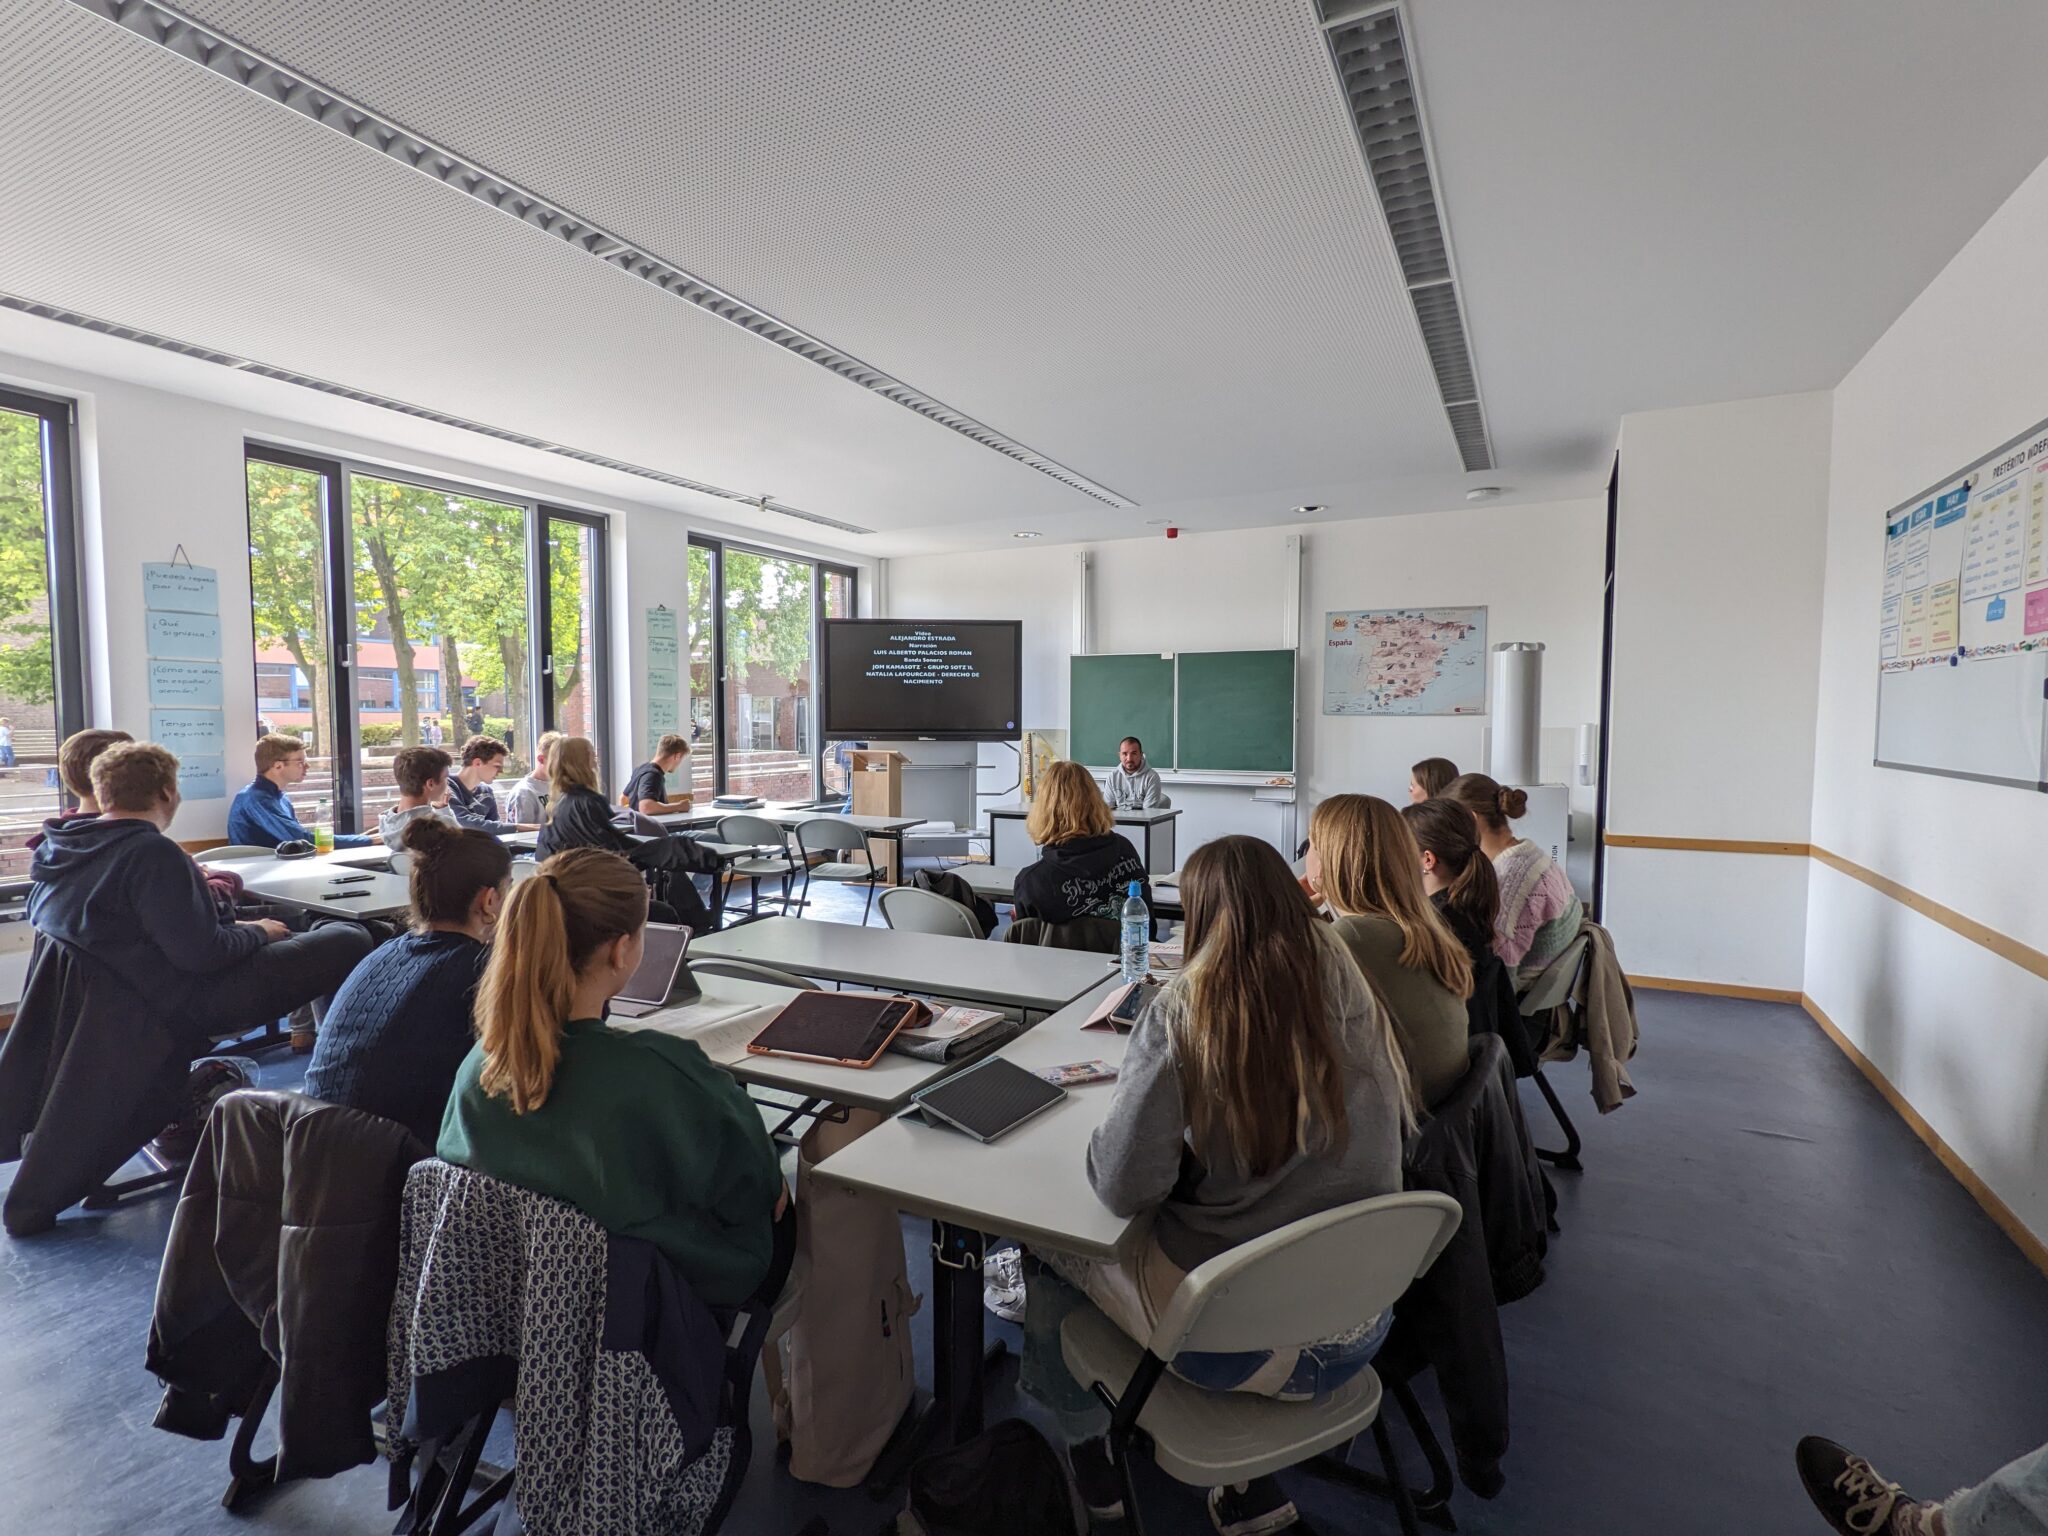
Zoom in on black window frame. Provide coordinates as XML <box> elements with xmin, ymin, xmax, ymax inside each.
<box><xmin>536</xmin><ymin>503</ymin><xmax>615</xmax><ymax>795</ymax></box>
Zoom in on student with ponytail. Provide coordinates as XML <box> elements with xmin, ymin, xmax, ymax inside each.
<box><xmin>1444</xmin><ymin>771</ymin><xmax>1584</xmax><ymax>983</ymax></box>
<box><xmin>305</xmin><ymin>817</ymin><xmax>510</xmax><ymax>1143</ymax></box>
<box><xmin>1306</xmin><ymin>794</ymin><xmax>1472</xmax><ymax>1107</ymax></box>
<box><xmin>438</xmin><ymin>847</ymin><xmax>790</xmax><ymax>1307</ymax></box>
<box><xmin>1401</xmin><ymin>796</ymin><xmax>1502</xmax><ymax>967</ymax></box>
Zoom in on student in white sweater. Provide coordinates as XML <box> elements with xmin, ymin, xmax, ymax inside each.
<box><xmin>379</xmin><ymin>745</ymin><xmax>460</xmax><ymax>850</ymax></box>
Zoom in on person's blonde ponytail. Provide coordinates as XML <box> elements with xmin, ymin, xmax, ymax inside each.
<box><xmin>473</xmin><ymin>846</ymin><xmax>647</xmax><ymax>1113</ymax></box>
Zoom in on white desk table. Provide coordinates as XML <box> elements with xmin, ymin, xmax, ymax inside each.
<box><xmin>985</xmin><ymin>804</ymin><xmax>1181</xmax><ymax>875</ymax></box>
<box><xmin>688</xmin><ymin>918</ymin><xmax>1110</xmax><ymax>1018</ymax></box>
<box><xmin>230</xmin><ymin>859</ymin><xmax>412</xmax><ymax>921</ymax></box>
<box><xmin>813</xmin><ymin>977</ymin><xmax>1136</xmax><ymax>1446</ymax></box>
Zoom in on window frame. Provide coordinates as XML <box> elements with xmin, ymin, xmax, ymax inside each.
<box><xmin>536</xmin><ymin>504</ymin><xmax>614</xmax><ymax>796</ymax></box>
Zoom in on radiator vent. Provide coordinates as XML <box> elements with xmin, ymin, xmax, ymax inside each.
<box><xmin>0</xmin><ymin>292</ymin><xmax>875</xmax><ymax>535</ymax></box>
<box><xmin>1321</xmin><ymin>3</ymin><xmax>1494</xmax><ymax>472</ymax></box>
<box><xmin>62</xmin><ymin>0</ymin><xmax>1132</xmax><ymax>509</ymax></box>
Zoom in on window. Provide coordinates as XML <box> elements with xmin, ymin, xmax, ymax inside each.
<box><xmin>686</xmin><ymin>537</ymin><xmax>856</xmax><ymax>805</ymax></box>
<box><xmin>0</xmin><ymin>388</ymin><xmax>84</xmax><ymax>883</ymax></box>
<box><xmin>820</xmin><ymin>565</ymin><xmax>857</xmax><ymax>798</ymax></box>
<box><xmin>246</xmin><ymin>448</ymin><xmax>611</xmax><ymax>836</ymax></box>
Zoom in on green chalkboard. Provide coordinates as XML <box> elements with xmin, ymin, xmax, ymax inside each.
<box><xmin>1071</xmin><ymin>654</ymin><xmax>1175</xmax><ymax>769</ymax></box>
<box><xmin>1176</xmin><ymin>649</ymin><xmax>1296</xmax><ymax>773</ymax></box>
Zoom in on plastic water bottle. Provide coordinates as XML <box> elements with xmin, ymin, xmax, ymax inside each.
<box><xmin>1119</xmin><ymin>880</ymin><xmax>1150</xmax><ymax>983</ymax></box>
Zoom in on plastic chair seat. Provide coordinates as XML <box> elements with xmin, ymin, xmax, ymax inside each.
<box><xmin>809</xmin><ymin>861</ymin><xmax>875</xmax><ymax>880</ymax></box>
<box><xmin>1060</xmin><ymin>1307</ymin><xmax>1384</xmax><ymax>1486</ymax></box>
<box><xmin>729</xmin><ymin>857</ymin><xmax>794</xmax><ymax>877</ymax></box>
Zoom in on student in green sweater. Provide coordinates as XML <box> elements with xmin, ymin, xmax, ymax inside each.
<box><xmin>438</xmin><ymin>845</ymin><xmax>791</xmax><ymax>1308</ymax></box>
<box><xmin>1305</xmin><ymin>794</ymin><xmax>1474</xmax><ymax>1108</ymax></box>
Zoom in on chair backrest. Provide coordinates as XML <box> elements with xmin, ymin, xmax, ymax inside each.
<box><xmin>194</xmin><ymin>845</ymin><xmax>275</xmax><ymax>863</ymax></box>
<box><xmin>687</xmin><ymin>957</ymin><xmax>820</xmax><ymax>991</ymax></box>
<box><xmin>1517</xmin><ymin>930</ymin><xmax>1591</xmax><ymax>1016</ymax></box>
<box><xmin>508</xmin><ymin>857</ymin><xmax>541</xmax><ymax>884</ymax></box>
<box><xmin>388</xmin><ymin>848</ymin><xmax>413</xmax><ymax>877</ymax></box>
<box><xmin>795</xmin><ymin>817</ymin><xmax>870</xmax><ymax>856</ymax></box>
<box><xmin>1003</xmin><ymin>915</ymin><xmax>1120</xmax><ymax>954</ymax></box>
<box><xmin>1152</xmin><ymin>793</ymin><xmax>1172</xmax><ymax>809</ymax></box>
<box><xmin>719</xmin><ymin>814</ymin><xmax>790</xmax><ymax>852</ymax></box>
<box><xmin>879</xmin><ymin>886</ymin><xmax>981</xmax><ymax>939</ymax></box>
<box><xmin>1149</xmin><ymin>1191</ymin><xmax>1463</xmax><ymax>1360</ymax></box>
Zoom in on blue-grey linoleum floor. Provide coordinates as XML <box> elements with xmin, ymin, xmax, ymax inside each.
<box><xmin>4</xmin><ymin>894</ymin><xmax>2047</xmax><ymax>1535</ymax></box>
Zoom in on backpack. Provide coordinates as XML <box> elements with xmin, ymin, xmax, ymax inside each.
<box><xmin>901</xmin><ymin>1418</ymin><xmax>1080</xmax><ymax>1536</ymax></box>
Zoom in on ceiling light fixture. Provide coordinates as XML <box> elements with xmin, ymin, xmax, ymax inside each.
<box><xmin>1293</xmin><ymin>505</ymin><xmax>1325</xmax><ymax>515</ymax></box>
<box><xmin>1464</xmin><ymin>486</ymin><xmax>1505</xmax><ymax>501</ymax></box>
<box><xmin>1143</xmin><ymin>518</ymin><xmax>1173</xmax><ymax>527</ymax></box>
<box><xmin>1013</xmin><ymin>531</ymin><xmax>1043</xmax><ymax>539</ymax></box>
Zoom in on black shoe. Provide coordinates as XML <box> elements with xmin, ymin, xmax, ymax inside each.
<box><xmin>1069</xmin><ymin>1438</ymin><xmax>1125</xmax><ymax>1524</ymax></box>
<box><xmin>1795</xmin><ymin>1437</ymin><xmax>1943</xmax><ymax>1535</ymax></box>
<box><xmin>1208</xmin><ymin>1477</ymin><xmax>1298</xmax><ymax>1536</ymax></box>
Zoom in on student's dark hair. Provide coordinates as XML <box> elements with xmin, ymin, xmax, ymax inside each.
<box><xmin>1443</xmin><ymin>771</ymin><xmax>1528</xmax><ymax>834</ymax></box>
<box><xmin>392</xmin><ymin>745</ymin><xmax>453</xmax><ymax>797</ymax></box>
<box><xmin>1402</xmin><ymin>798</ymin><xmax>1500</xmax><ymax>946</ymax></box>
<box><xmin>460</xmin><ymin>734</ymin><xmax>509</xmax><ymax>767</ymax></box>
<box><xmin>401</xmin><ymin>816</ymin><xmax>512</xmax><ymax>930</ymax></box>
<box><xmin>1175</xmin><ymin>835</ymin><xmax>1354</xmax><ymax>1178</ymax></box>
<box><xmin>1120</xmin><ymin>736</ymin><xmax>1143</xmax><ymax>752</ymax></box>
<box><xmin>1411</xmin><ymin>757</ymin><xmax>1459</xmax><ymax>798</ymax></box>
<box><xmin>60</xmin><ymin>727</ymin><xmax>133</xmax><ymax>802</ymax></box>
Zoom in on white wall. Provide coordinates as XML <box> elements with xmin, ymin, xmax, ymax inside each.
<box><xmin>885</xmin><ymin>499</ymin><xmax>1607</xmax><ymax>860</ymax></box>
<box><xmin>0</xmin><ymin>346</ymin><xmax>875</xmax><ymax>841</ymax></box>
<box><xmin>1604</xmin><ymin>392</ymin><xmax>1833</xmax><ymax>990</ymax></box>
<box><xmin>1808</xmin><ymin>154</ymin><xmax>2048</xmax><ymax>1247</ymax></box>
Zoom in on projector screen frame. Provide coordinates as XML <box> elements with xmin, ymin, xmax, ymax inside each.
<box><xmin>821</xmin><ymin>617</ymin><xmax>1025</xmax><ymax>742</ymax></box>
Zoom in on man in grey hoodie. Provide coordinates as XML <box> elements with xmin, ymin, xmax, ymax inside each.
<box><xmin>1103</xmin><ymin>736</ymin><xmax>1166</xmax><ymax>809</ymax></box>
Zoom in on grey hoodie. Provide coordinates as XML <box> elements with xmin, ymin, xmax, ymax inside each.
<box><xmin>1103</xmin><ymin>762</ymin><xmax>1165</xmax><ymax>809</ymax></box>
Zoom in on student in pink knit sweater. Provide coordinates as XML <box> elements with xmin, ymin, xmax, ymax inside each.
<box><xmin>1443</xmin><ymin>772</ymin><xmax>1583</xmax><ymax>985</ymax></box>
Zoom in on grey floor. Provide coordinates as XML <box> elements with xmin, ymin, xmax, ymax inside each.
<box><xmin>5</xmin><ymin>879</ymin><xmax>2048</xmax><ymax>1535</ymax></box>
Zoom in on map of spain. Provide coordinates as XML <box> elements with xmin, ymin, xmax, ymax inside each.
<box><xmin>1322</xmin><ymin>607</ymin><xmax>1488</xmax><ymax>716</ymax></box>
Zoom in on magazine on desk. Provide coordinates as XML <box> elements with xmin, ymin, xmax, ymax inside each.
<box><xmin>886</xmin><ymin>1003</ymin><xmax>1024</xmax><ymax>1062</ymax></box>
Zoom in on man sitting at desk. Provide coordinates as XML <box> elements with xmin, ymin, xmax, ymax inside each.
<box><xmin>625</xmin><ymin>733</ymin><xmax>697</xmax><ymax>817</ymax></box>
<box><xmin>1104</xmin><ymin>736</ymin><xmax>1167</xmax><ymax>810</ymax></box>
<box><xmin>228</xmin><ymin>734</ymin><xmax>372</xmax><ymax>849</ymax></box>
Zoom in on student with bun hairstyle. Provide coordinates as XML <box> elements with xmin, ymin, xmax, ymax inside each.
<box><xmin>1444</xmin><ymin>771</ymin><xmax>1584</xmax><ymax>983</ymax></box>
<box><xmin>438</xmin><ymin>846</ymin><xmax>790</xmax><ymax>1306</ymax></box>
<box><xmin>1400</xmin><ymin>796</ymin><xmax>1501</xmax><ymax>966</ymax></box>
<box><xmin>303</xmin><ymin>818</ymin><xmax>512</xmax><ymax>1143</ymax></box>
<box><xmin>1408</xmin><ymin>756</ymin><xmax>1459</xmax><ymax>805</ymax></box>
<box><xmin>1305</xmin><ymin>794</ymin><xmax>1472</xmax><ymax>1107</ymax></box>
<box><xmin>1059</xmin><ymin>835</ymin><xmax>1415</xmax><ymax>1531</ymax></box>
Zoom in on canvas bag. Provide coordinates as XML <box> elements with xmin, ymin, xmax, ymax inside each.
<box><xmin>778</xmin><ymin>1106</ymin><xmax>920</xmax><ymax>1486</ymax></box>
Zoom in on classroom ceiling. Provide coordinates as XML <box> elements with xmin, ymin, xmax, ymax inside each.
<box><xmin>3</xmin><ymin>0</ymin><xmax>2047</xmax><ymax>556</ymax></box>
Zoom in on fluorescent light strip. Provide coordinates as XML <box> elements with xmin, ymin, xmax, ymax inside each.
<box><xmin>64</xmin><ymin>0</ymin><xmax>1136</xmax><ymax>509</ymax></box>
<box><xmin>0</xmin><ymin>292</ymin><xmax>876</xmax><ymax>535</ymax></box>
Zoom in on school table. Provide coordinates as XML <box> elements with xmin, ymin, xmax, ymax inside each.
<box><xmin>984</xmin><ymin>804</ymin><xmax>1181</xmax><ymax>876</ymax></box>
<box><xmin>687</xmin><ymin>917</ymin><xmax>1111</xmax><ymax>1019</ymax></box>
<box><xmin>811</xmin><ymin>977</ymin><xmax>1136</xmax><ymax>1447</ymax></box>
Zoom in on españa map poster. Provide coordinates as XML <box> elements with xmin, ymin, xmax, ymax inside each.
<box><xmin>1322</xmin><ymin>607</ymin><xmax>1487</xmax><ymax>716</ymax></box>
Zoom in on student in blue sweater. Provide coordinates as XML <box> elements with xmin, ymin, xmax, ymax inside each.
<box><xmin>304</xmin><ymin>816</ymin><xmax>511</xmax><ymax>1143</ymax></box>
<box><xmin>445</xmin><ymin>735</ymin><xmax>536</xmax><ymax>835</ymax></box>
<box><xmin>227</xmin><ymin>734</ymin><xmax>372</xmax><ymax>848</ymax></box>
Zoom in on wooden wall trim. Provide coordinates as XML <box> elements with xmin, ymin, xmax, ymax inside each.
<box><xmin>1628</xmin><ymin>974</ymin><xmax>1803</xmax><ymax>1005</ymax></box>
<box><xmin>180</xmin><ymin>837</ymin><xmax>228</xmax><ymax>854</ymax></box>
<box><xmin>1603</xmin><ymin>833</ymin><xmax>1812</xmax><ymax>856</ymax></box>
<box><xmin>1802</xmin><ymin>994</ymin><xmax>2048</xmax><ymax>1279</ymax></box>
<box><xmin>1808</xmin><ymin>844</ymin><xmax>2048</xmax><ymax>986</ymax></box>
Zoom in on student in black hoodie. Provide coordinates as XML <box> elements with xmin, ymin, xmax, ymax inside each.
<box><xmin>28</xmin><ymin>742</ymin><xmax>372</xmax><ymax>1037</ymax></box>
<box><xmin>534</xmin><ymin>735</ymin><xmax>717</xmax><ymax>932</ymax></box>
<box><xmin>1012</xmin><ymin>760</ymin><xmax>1152</xmax><ymax>925</ymax></box>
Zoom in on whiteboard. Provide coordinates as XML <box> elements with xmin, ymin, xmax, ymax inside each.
<box><xmin>1873</xmin><ymin>416</ymin><xmax>2048</xmax><ymax>791</ymax></box>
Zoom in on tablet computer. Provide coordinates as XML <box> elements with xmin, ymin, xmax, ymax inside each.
<box><xmin>745</xmin><ymin>992</ymin><xmax>924</xmax><ymax>1069</ymax></box>
<box><xmin>912</xmin><ymin>1056</ymin><xmax>1067</xmax><ymax>1143</ymax></box>
<box><xmin>607</xmin><ymin>923</ymin><xmax>700</xmax><ymax>1018</ymax></box>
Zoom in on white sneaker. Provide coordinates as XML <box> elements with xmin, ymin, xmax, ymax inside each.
<box><xmin>982</xmin><ymin>1246</ymin><xmax>1027</xmax><ymax>1323</ymax></box>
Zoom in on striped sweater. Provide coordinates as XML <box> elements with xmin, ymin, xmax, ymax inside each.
<box><xmin>1493</xmin><ymin>838</ymin><xmax>1583</xmax><ymax>985</ymax></box>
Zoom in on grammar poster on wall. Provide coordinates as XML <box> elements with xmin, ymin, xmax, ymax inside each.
<box><xmin>1875</xmin><ymin>416</ymin><xmax>2048</xmax><ymax>790</ymax></box>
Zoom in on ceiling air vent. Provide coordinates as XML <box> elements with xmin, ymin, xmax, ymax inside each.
<box><xmin>61</xmin><ymin>0</ymin><xmax>1133</xmax><ymax>510</ymax></box>
<box><xmin>0</xmin><ymin>292</ymin><xmax>874</xmax><ymax>536</ymax></box>
<box><xmin>1320</xmin><ymin>3</ymin><xmax>1494</xmax><ymax>473</ymax></box>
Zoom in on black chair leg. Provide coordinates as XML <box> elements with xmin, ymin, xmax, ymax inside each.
<box><xmin>1391</xmin><ymin>1381</ymin><xmax>1454</xmax><ymax>1515</ymax></box>
<box><xmin>82</xmin><ymin>1144</ymin><xmax>185</xmax><ymax>1210</ymax></box>
<box><xmin>1373</xmin><ymin>1416</ymin><xmax>1423</xmax><ymax>1536</ymax></box>
<box><xmin>221</xmin><ymin>1363</ymin><xmax>281</xmax><ymax>1510</ymax></box>
<box><xmin>1529</xmin><ymin>1067</ymin><xmax>1584</xmax><ymax>1171</ymax></box>
<box><xmin>1111</xmin><ymin>1435</ymin><xmax>1148</xmax><ymax>1536</ymax></box>
<box><xmin>861</xmin><ymin>880</ymin><xmax>877</xmax><ymax>926</ymax></box>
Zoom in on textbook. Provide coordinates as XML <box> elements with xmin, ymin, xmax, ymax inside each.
<box><xmin>886</xmin><ymin>1003</ymin><xmax>1022</xmax><ymax>1063</ymax></box>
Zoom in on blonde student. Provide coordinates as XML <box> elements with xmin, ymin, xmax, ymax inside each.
<box><xmin>1306</xmin><ymin>794</ymin><xmax>1473</xmax><ymax>1107</ymax></box>
<box><xmin>1444</xmin><ymin>771</ymin><xmax>1583</xmax><ymax>983</ymax></box>
<box><xmin>439</xmin><ymin>846</ymin><xmax>792</xmax><ymax>1307</ymax></box>
<box><xmin>1048</xmin><ymin>835</ymin><xmax>1415</xmax><ymax>1532</ymax></box>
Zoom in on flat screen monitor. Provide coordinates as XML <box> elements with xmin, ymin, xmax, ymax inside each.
<box><xmin>822</xmin><ymin>619</ymin><xmax>1023</xmax><ymax>741</ymax></box>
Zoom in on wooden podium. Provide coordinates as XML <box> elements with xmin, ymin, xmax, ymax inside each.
<box><xmin>849</xmin><ymin>749</ymin><xmax>909</xmax><ymax>882</ymax></box>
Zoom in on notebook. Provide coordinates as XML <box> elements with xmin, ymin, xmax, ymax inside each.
<box><xmin>605</xmin><ymin>924</ymin><xmax>701</xmax><ymax>1018</ymax></box>
<box><xmin>912</xmin><ymin>1056</ymin><xmax>1067</xmax><ymax>1143</ymax></box>
<box><xmin>745</xmin><ymin>991</ymin><xmax>927</xmax><ymax>1068</ymax></box>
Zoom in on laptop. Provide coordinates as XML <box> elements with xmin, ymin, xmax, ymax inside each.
<box><xmin>606</xmin><ymin>923</ymin><xmax>702</xmax><ymax>1018</ymax></box>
